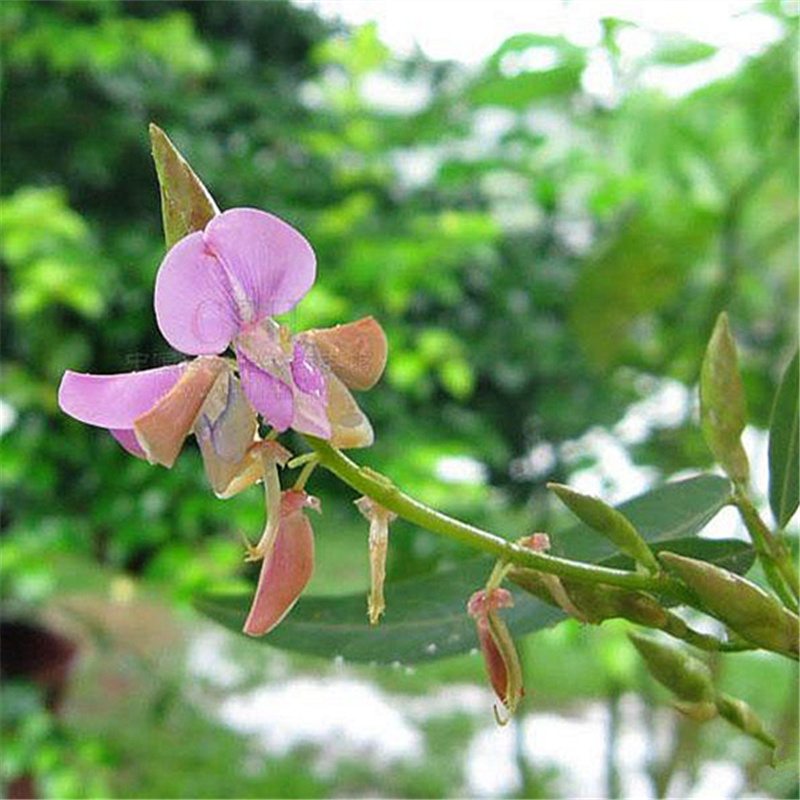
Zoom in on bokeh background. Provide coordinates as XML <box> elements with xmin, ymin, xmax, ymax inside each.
<box><xmin>1</xmin><ymin>1</ymin><xmax>798</xmax><ymax>797</ymax></box>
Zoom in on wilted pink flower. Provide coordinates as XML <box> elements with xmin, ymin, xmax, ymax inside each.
<box><xmin>467</xmin><ymin>587</ymin><xmax>525</xmax><ymax>723</ymax></box>
<box><xmin>243</xmin><ymin>489</ymin><xmax>320</xmax><ymax>636</ymax></box>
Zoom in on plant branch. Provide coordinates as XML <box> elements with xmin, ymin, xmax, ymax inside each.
<box><xmin>732</xmin><ymin>490</ymin><xmax>799</xmax><ymax>611</ymax></box>
<box><xmin>304</xmin><ymin>437</ymin><xmax>694</xmax><ymax>602</ymax></box>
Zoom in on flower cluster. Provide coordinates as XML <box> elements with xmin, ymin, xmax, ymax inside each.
<box><xmin>59</xmin><ymin>191</ymin><xmax>387</xmax><ymax>636</ymax></box>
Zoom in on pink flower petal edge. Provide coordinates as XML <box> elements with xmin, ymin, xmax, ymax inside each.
<box><xmin>58</xmin><ymin>364</ymin><xmax>186</xmax><ymax>430</ymax></box>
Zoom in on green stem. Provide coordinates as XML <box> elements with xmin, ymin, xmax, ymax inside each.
<box><xmin>732</xmin><ymin>491</ymin><xmax>799</xmax><ymax>610</ymax></box>
<box><xmin>304</xmin><ymin>437</ymin><xmax>693</xmax><ymax>601</ymax></box>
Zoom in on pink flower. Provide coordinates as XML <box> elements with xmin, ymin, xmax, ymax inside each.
<box><xmin>58</xmin><ymin>208</ymin><xmax>389</xmax><ymax>485</ymax></box>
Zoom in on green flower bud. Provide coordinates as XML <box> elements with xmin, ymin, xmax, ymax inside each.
<box><xmin>149</xmin><ymin>123</ymin><xmax>219</xmax><ymax>249</ymax></box>
<box><xmin>628</xmin><ymin>631</ymin><xmax>715</xmax><ymax>704</ymax></box>
<box><xmin>548</xmin><ymin>483</ymin><xmax>660</xmax><ymax>573</ymax></box>
<box><xmin>715</xmin><ymin>694</ymin><xmax>777</xmax><ymax>755</ymax></box>
<box><xmin>700</xmin><ymin>312</ymin><xmax>750</xmax><ymax>485</ymax></box>
<box><xmin>509</xmin><ymin>569</ymin><xmax>669</xmax><ymax>628</ymax></box>
<box><xmin>660</xmin><ymin>552</ymin><xmax>799</xmax><ymax>656</ymax></box>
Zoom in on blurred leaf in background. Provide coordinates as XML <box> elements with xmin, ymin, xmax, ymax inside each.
<box><xmin>0</xmin><ymin>1</ymin><xmax>797</xmax><ymax>798</ymax></box>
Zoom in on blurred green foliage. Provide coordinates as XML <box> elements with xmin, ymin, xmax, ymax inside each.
<box><xmin>0</xmin><ymin>1</ymin><xmax>798</xmax><ymax>798</ymax></box>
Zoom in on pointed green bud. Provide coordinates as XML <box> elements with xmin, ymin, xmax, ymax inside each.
<box><xmin>149</xmin><ymin>123</ymin><xmax>219</xmax><ymax>249</ymax></box>
<box><xmin>660</xmin><ymin>552</ymin><xmax>799</xmax><ymax>656</ymax></box>
<box><xmin>509</xmin><ymin>569</ymin><xmax>669</xmax><ymax>628</ymax></box>
<box><xmin>700</xmin><ymin>312</ymin><xmax>749</xmax><ymax>485</ymax></box>
<box><xmin>548</xmin><ymin>483</ymin><xmax>660</xmax><ymax>573</ymax></box>
<box><xmin>628</xmin><ymin>631</ymin><xmax>715</xmax><ymax>704</ymax></box>
<box><xmin>715</xmin><ymin>694</ymin><xmax>777</xmax><ymax>756</ymax></box>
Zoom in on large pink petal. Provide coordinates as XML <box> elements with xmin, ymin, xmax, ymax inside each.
<box><xmin>154</xmin><ymin>231</ymin><xmax>240</xmax><ymax>355</ymax></box>
<box><xmin>204</xmin><ymin>208</ymin><xmax>316</xmax><ymax>321</ymax></box>
<box><xmin>237</xmin><ymin>351</ymin><xmax>294</xmax><ymax>432</ymax></box>
<box><xmin>244</xmin><ymin>492</ymin><xmax>316</xmax><ymax>636</ymax></box>
<box><xmin>58</xmin><ymin>364</ymin><xmax>186</xmax><ymax>429</ymax></box>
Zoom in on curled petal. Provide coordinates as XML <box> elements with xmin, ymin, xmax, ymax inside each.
<box><xmin>243</xmin><ymin>490</ymin><xmax>317</xmax><ymax>636</ymax></box>
<box><xmin>301</xmin><ymin>316</ymin><xmax>388</xmax><ymax>391</ymax></box>
<box><xmin>237</xmin><ymin>351</ymin><xmax>294</xmax><ymax>432</ymax></box>
<box><xmin>134</xmin><ymin>356</ymin><xmax>227</xmax><ymax>467</ymax></box>
<box><xmin>291</xmin><ymin>387</ymin><xmax>332</xmax><ymax>439</ymax></box>
<box><xmin>194</xmin><ymin>372</ymin><xmax>258</xmax><ymax>496</ymax></box>
<box><xmin>291</xmin><ymin>342</ymin><xmax>326</xmax><ymax>398</ymax></box>
<box><xmin>109</xmin><ymin>428</ymin><xmax>147</xmax><ymax>458</ymax></box>
<box><xmin>327</xmin><ymin>373</ymin><xmax>374</xmax><ymax>448</ymax></box>
<box><xmin>59</xmin><ymin>364</ymin><xmax>186</xmax><ymax>429</ymax></box>
<box><xmin>154</xmin><ymin>231</ymin><xmax>240</xmax><ymax>355</ymax></box>
<box><xmin>204</xmin><ymin>208</ymin><xmax>316</xmax><ymax>321</ymax></box>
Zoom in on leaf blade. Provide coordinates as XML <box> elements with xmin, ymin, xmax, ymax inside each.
<box><xmin>768</xmin><ymin>350</ymin><xmax>799</xmax><ymax>528</ymax></box>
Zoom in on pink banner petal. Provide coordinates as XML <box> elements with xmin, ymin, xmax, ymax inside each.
<box><xmin>204</xmin><ymin>208</ymin><xmax>316</xmax><ymax>321</ymax></box>
<box><xmin>154</xmin><ymin>231</ymin><xmax>240</xmax><ymax>355</ymax></box>
<box><xmin>59</xmin><ymin>364</ymin><xmax>186</xmax><ymax>429</ymax></box>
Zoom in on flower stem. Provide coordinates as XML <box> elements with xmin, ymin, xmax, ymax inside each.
<box><xmin>732</xmin><ymin>489</ymin><xmax>799</xmax><ymax>611</ymax></box>
<box><xmin>304</xmin><ymin>437</ymin><xmax>693</xmax><ymax>602</ymax></box>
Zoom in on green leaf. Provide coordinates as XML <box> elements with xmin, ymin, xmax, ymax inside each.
<box><xmin>651</xmin><ymin>38</ymin><xmax>717</xmax><ymax>66</ymax></box>
<box><xmin>149</xmin><ymin>123</ymin><xmax>219</xmax><ymax>249</ymax></box>
<box><xmin>768</xmin><ymin>350</ymin><xmax>799</xmax><ymax>528</ymax></box>
<box><xmin>195</xmin><ymin>475</ymin><xmax>733</xmax><ymax>664</ymax></box>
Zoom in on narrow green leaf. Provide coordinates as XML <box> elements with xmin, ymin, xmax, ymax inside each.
<box><xmin>768</xmin><ymin>350</ymin><xmax>799</xmax><ymax>528</ymax></box>
<box><xmin>651</xmin><ymin>38</ymin><xmax>717</xmax><ymax>66</ymax></box>
<box><xmin>195</xmin><ymin>475</ymin><xmax>734</xmax><ymax>664</ymax></box>
<box><xmin>149</xmin><ymin>123</ymin><xmax>219</xmax><ymax>249</ymax></box>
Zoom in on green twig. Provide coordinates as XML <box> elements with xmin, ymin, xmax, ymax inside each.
<box><xmin>732</xmin><ymin>490</ymin><xmax>799</xmax><ymax>611</ymax></box>
<box><xmin>304</xmin><ymin>437</ymin><xmax>694</xmax><ymax>602</ymax></box>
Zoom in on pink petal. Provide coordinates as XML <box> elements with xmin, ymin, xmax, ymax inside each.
<box><xmin>237</xmin><ymin>351</ymin><xmax>294</xmax><ymax>431</ymax></box>
<box><xmin>300</xmin><ymin>316</ymin><xmax>388</xmax><ymax>391</ymax></box>
<box><xmin>133</xmin><ymin>356</ymin><xmax>227</xmax><ymax>467</ymax></box>
<box><xmin>244</xmin><ymin>491</ymin><xmax>316</xmax><ymax>636</ymax></box>
<box><xmin>109</xmin><ymin>429</ymin><xmax>147</xmax><ymax>458</ymax></box>
<box><xmin>291</xmin><ymin>341</ymin><xmax>326</xmax><ymax>398</ymax></box>
<box><xmin>58</xmin><ymin>364</ymin><xmax>186</xmax><ymax>429</ymax></box>
<box><xmin>154</xmin><ymin>231</ymin><xmax>240</xmax><ymax>355</ymax></box>
<box><xmin>204</xmin><ymin>208</ymin><xmax>316</xmax><ymax>320</ymax></box>
<box><xmin>291</xmin><ymin>388</ymin><xmax>332</xmax><ymax>439</ymax></box>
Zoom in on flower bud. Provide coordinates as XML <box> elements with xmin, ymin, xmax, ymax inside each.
<box><xmin>243</xmin><ymin>490</ymin><xmax>319</xmax><ymax>636</ymax></box>
<box><xmin>660</xmin><ymin>552</ymin><xmax>799</xmax><ymax>656</ymax></box>
<box><xmin>355</xmin><ymin>497</ymin><xmax>397</xmax><ymax>625</ymax></box>
<box><xmin>715</xmin><ymin>694</ymin><xmax>777</xmax><ymax>756</ymax></box>
<box><xmin>548</xmin><ymin>483</ymin><xmax>660</xmax><ymax>573</ymax></box>
<box><xmin>467</xmin><ymin>588</ymin><xmax>524</xmax><ymax>722</ymax></box>
<box><xmin>628</xmin><ymin>631</ymin><xmax>715</xmax><ymax>705</ymax></box>
<box><xmin>149</xmin><ymin>123</ymin><xmax>219</xmax><ymax>249</ymax></box>
<box><xmin>700</xmin><ymin>312</ymin><xmax>750</xmax><ymax>484</ymax></box>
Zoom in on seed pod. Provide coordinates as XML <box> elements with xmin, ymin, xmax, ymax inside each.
<box><xmin>628</xmin><ymin>631</ymin><xmax>715</xmax><ymax>705</ymax></box>
<box><xmin>660</xmin><ymin>552</ymin><xmax>799</xmax><ymax>656</ymax></box>
<box><xmin>715</xmin><ymin>694</ymin><xmax>777</xmax><ymax>755</ymax></box>
<box><xmin>548</xmin><ymin>483</ymin><xmax>660</xmax><ymax>573</ymax></box>
<box><xmin>700</xmin><ymin>312</ymin><xmax>750</xmax><ymax>485</ymax></box>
